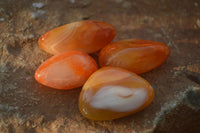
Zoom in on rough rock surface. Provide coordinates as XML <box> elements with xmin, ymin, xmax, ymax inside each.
<box><xmin>0</xmin><ymin>0</ymin><xmax>200</xmax><ymax>132</ymax></box>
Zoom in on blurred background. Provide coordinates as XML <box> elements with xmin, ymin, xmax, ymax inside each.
<box><xmin>0</xmin><ymin>0</ymin><xmax>200</xmax><ymax>133</ymax></box>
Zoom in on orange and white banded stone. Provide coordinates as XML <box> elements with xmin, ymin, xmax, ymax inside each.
<box><xmin>79</xmin><ymin>67</ymin><xmax>155</xmax><ymax>120</ymax></box>
<box><xmin>39</xmin><ymin>20</ymin><xmax>116</xmax><ymax>55</ymax></box>
<box><xmin>35</xmin><ymin>51</ymin><xmax>98</xmax><ymax>89</ymax></box>
<box><xmin>99</xmin><ymin>39</ymin><xmax>170</xmax><ymax>74</ymax></box>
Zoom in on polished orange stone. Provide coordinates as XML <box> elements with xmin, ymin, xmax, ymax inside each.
<box><xmin>99</xmin><ymin>39</ymin><xmax>170</xmax><ymax>74</ymax></box>
<box><xmin>35</xmin><ymin>51</ymin><xmax>98</xmax><ymax>89</ymax></box>
<box><xmin>79</xmin><ymin>67</ymin><xmax>155</xmax><ymax>120</ymax></box>
<box><xmin>39</xmin><ymin>20</ymin><xmax>116</xmax><ymax>55</ymax></box>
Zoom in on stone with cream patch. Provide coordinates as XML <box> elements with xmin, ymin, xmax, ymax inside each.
<box><xmin>79</xmin><ymin>67</ymin><xmax>155</xmax><ymax>120</ymax></box>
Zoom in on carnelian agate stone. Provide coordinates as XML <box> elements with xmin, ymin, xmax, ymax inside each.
<box><xmin>99</xmin><ymin>39</ymin><xmax>170</xmax><ymax>74</ymax></box>
<box><xmin>39</xmin><ymin>20</ymin><xmax>116</xmax><ymax>55</ymax></box>
<box><xmin>79</xmin><ymin>67</ymin><xmax>154</xmax><ymax>120</ymax></box>
<box><xmin>35</xmin><ymin>51</ymin><xmax>98</xmax><ymax>90</ymax></box>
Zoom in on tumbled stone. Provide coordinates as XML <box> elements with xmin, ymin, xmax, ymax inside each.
<box><xmin>39</xmin><ymin>20</ymin><xmax>116</xmax><ymax>55</ymax></box>
<box><xmin>35</xmin><ymin>51</ymin><xmax>98</xmax><ymax>89</ymax></box>
<box><xmin>99</xmin><ymin>39</ymin><xmax>170</xmax><ymax>74</ymax></box>
<box><xmin>79</xmin><ymin>67</ymin><xmax>155</xmax><ymax>120</ymax></box>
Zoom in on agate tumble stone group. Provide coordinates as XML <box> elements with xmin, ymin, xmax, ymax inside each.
<box><xmin>35</xmin><ymin>20</ymin><xmax>171</xmax><ymax>121</ymax></box>
<box><xmin>79</xmin><ymin>67</ymin><xmax>155</xmax><ymax>120</ymax></box>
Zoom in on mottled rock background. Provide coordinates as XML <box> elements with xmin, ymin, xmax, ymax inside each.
<box><xmin>0</xmin><ymin>0</ymin><xmax>200</xmax><ymax>133</ymax></box>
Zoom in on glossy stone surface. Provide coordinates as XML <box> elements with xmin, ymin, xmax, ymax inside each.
<box><xmin>39</xmin><ymin>20</ymin><xmax>116</xmax><ymax>55</ymax></box>
<box><xmin>35</xmin><ymin>51</ymin><xmax>98</xmax><ymax>89</ymax></box>
<box><xmin>79</xmin><ymin>67</ymin><xmax>154</xmax><ymax>120</ymax></box>
<box><xmin>99</xmin><ymin>39</ymin><xmax>170</xmax><ymax>74</ymax></box>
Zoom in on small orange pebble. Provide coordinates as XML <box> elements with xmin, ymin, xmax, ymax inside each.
<box><xmin>79</xmin><ymin>67</ymin><xmax>154</xmax><ymax>120</ymax></box>
<box><xmin>35</xmin><ymin>51</ymin><xmax>98</xmax><ymax>90</ymax></box>
<box><xmin>39</xmin><ymin>20</ymin><xmax>116</xmax><ymax>55</ymax></box>
<box><xmin>99</xmin><ymin>39</ymin><xmax>170</xmax><ymax>74</ymax></box>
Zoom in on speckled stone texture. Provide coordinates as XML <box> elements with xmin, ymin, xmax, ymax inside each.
<box><xmin>0</xmin><ymin>0</ymin><xmax>200</xmax><ymax>133</ymax></box>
